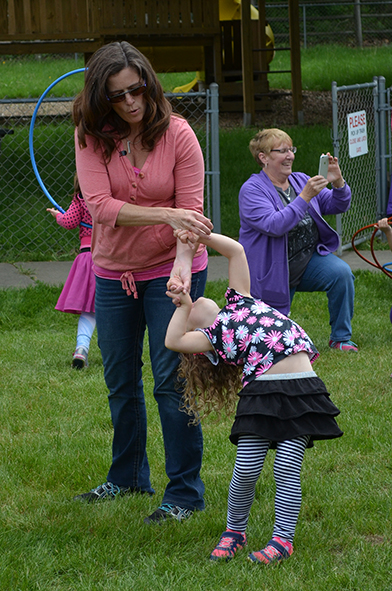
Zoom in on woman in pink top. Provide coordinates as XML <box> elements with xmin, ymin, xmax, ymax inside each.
<box><xmin>72</xmin><ymin>41</ymin><xmax>212</xmax><ymax>522</ymax></box>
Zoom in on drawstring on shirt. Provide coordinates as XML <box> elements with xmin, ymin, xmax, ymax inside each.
<box><xmin>120</xmin><ymin>270</ymin><xmax>138</xmax><ymax>298</ymax></box>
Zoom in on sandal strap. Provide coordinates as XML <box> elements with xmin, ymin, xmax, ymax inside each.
<box><xmin>265</xmin><ymin>538</ymin><xmax>291</xmax><ymax>559</ymax></box>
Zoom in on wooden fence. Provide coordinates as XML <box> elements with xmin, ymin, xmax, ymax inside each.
<box><xmin>0</xmin><ymin>0</ymin><xmax>220</xmax><ymax>54</ymax></box>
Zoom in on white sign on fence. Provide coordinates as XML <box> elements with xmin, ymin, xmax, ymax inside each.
<box><xmin>347</xmin><ymin>110</ymin><xmax>368</xmax><ymax>158</ymax></box>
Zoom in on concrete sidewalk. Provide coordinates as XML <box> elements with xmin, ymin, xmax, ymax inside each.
<box><xmin>1</xmin><ymin>250</ymin><xmax>392</xmax><ymax>289</ymax></box>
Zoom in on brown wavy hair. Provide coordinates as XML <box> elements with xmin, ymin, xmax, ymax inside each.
<box><xmin>73</xmin><ymin>41</ymin><xmax>173</xmax><ymax>162</ymax></box>
<box><xmin>177</xmin><ymin>353</ymin><xmax>242</xmax><ymax>424</ymax></box>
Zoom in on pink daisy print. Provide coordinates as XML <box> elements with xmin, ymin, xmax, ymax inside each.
<box><xmin>222</xmin><ymin>327</ymin><xmax>234</xmax><ymax>343</ymax></box>
<box><xmin>248</xmin><ymin>350</ymin><xmax>265</xmax><ymax>365</ymax></box>
<box><xmin>255</xmin><ymin>361</ymin><xmax>273</xmax><ymax>376</ymax></box>
<box><xmin>239</xmin><ymin>334</ymin><xmax>252</xmax><ymax>351</ymax></box>
<box><xmin>272</xmin><ymin>309</ymin><xmax>287</xmax><ymax>320</ymax></box>
<box><xmin>246</xmin><ymin>315</ymin><xmax>258</xmax><ymax>325</ymax></box>
<box><xmin>264</xmin><ymin>330</ymin><xmax>283</xmax><ymax>349</ymax></box>
<box><xmin>228</xmin><ymin>291</ymin><xmax>242</xmax><ymax>302</ymax></box>
<box><xmin>293</xmin><ymin>342</ymin><xmax>307</xmax><ymax>354</ymax></box>
<box><xmin>272</xmin><ymin>340</ymin><xmax>285</xmax><ymax>353</ymax></box>
<box><xmin>231</xmin><ymin>307</ymin><xmax>250</xmax><ymax>322</ymax></box>
<box><xmin>291</xmin><ymin>325</ymin><xmax>300</xmax><ymax>339</ymax></box>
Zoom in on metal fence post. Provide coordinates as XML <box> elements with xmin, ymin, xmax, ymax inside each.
<box><xmin>209</xmin><ymin>83</ymin><xmax>221</xmax><ymax>234</ymax></box>
<box><xmin>354</xmin><ymin>0</ymin><xmax>363</xmax><ymax>47</ymax></box>
<box><xmin>377</xmin><ymin>76</ymin><xmax>388</xmax><ymax>217</ymax></box>
<box><xmin>331</xmin><ymin>81</ymin><xmax>343</xmax><ymax>255</ymax></box>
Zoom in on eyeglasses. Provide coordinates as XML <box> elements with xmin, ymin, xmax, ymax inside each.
<box><xmin>270</xmin><ymin>147</ymin><xmax>297</xmax><ymax>154</ymax></box>
<box><xmin>106</xmin><ymin>82</ymin><xmax>147</xmax><ymax>104</ymax></box>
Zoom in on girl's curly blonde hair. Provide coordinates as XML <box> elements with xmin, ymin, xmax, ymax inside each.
<box><xmin>177</xmin><ymin>353</ymin><xmax>243</xmax><ymax>424</ymax></box>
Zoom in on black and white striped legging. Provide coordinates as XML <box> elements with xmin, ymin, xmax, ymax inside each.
<box><xmin>227</xmin><ymin>434</ymin><xmax>310</xmax><ymax>542</ymax></box>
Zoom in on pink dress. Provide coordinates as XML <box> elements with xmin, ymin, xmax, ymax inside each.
<box><xmin>55</xmin><ymin>193</ymin><xmax>95</xmax><ymax>314</ymax></box>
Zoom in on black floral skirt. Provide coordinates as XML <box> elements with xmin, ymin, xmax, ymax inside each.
<box><xmin>229</xmin><ymin>375</ymin><xmax>343</xmax><ymax>448</ymax></box>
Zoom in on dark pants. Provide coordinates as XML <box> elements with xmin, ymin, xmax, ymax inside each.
<box><xmin>94</xmin><ymin>270</ymin><xmax>207</xmax><ymax>511</ymax></box>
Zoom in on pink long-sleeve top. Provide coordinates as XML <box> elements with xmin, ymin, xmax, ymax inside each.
<box><xmin>55</xmin><ymin>192</ymin><xmax>92</xmax><ymax>249</ymax></box>
<box><xmin>75</xmin><ymin>115</ymin><xmax>207</xmax><ymax>281</ymax></box>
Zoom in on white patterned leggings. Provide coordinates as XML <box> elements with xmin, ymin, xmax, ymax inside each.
<box><xmin>227</xmin><ymin>434</ymin><xmax>310</xmax><ymax>542</ymax></box>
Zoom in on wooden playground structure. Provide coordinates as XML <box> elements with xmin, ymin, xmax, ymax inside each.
<box><xmin>0</xmin><ymin>0</ymin><xmax>303</xmax><ymax>123</ymax></box>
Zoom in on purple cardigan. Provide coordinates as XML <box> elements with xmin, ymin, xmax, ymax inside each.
<box><xmin>238</xmin><ymin>170</ymin><xmax>352</xmax><ymax>315</ymax></box>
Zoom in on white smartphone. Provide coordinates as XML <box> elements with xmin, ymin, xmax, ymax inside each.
<box><xmin>318</xmin><ymin>154</ymin><xmax>329</xmax><ymax>179</ymax></box>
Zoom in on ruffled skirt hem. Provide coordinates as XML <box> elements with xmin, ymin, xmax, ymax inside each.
<box><xmin>229</xmin><ymin>376</ymin><xmax>343</xmax><ymax>447</ymax></box>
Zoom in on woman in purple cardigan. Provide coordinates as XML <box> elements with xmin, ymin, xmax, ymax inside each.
<box><xmin>239</xmin><ymin>128</ymin><xmax>357</xmax><ymax>352</ymax></box>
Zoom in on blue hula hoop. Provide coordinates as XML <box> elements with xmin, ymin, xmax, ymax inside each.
<box><xmin>29</xmin><ymin>68</ymin><xmax>92</xmax><ymax>227</ymax></box>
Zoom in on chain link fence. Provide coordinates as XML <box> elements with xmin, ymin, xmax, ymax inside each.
<box><xmin>264</xmin><ymin>0</ymin><xmax>392</xmax><ymax>47</ymax></box>
<box><xmin>331</xmin><ymin>77</ymin><xmax>392</xmax><ymax>252</ymax></box>
<box><xmin>0</xmin><ymin>73</ymin><xmax>219</xmax><ymax>262</ymax></box>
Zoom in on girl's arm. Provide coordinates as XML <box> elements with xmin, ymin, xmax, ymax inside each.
<box><xmin>165</xmin><ymin>290</ymin><xmax>213</xmax><ymax>353</ymax></box>
<box><xmin>48</xmin><ymin>195</ymin><xmax>83</xmax><ymax>229</ymax></box>
<box><xmin>174</xmin><ymin>231</ymin><xmax>251</xmax><ymax>297</ymax></box>
<box><xmin>206</xmin><ymin>234</ymin><xmax>251</xmax><ymax>296</ymax></box>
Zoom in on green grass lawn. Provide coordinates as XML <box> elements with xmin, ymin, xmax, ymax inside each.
<box><xmin>1</xmin><ymin>44</ymin><xmax>391</xmax><ymax>97</ymax></box>
<box><xmin>1</xmin><ymin>270</ymin><xmax>392</xmax><ymax>590</ymax></box>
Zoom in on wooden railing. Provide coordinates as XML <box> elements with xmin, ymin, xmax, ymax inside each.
<box><xmin>0</xmin><ymin>0</ymin><xmax>219</xmax><ymax>42</ymax></box>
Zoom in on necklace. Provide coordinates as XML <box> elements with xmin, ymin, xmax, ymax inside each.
<box><xmin>282</xmin><ymin>185</ymin><xmax>291</xmax><ymax>198</ymax></box>
<box><xmin>127</xmin><ymin>138</ymin><xmax>142</xmax><ymax>153</ymax></box>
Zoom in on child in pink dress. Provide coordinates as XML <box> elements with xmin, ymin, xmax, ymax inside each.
<box><xmin>47</xmin><ymin>175</ymin><xmax>96</xmax><ymax>368</ymax></box>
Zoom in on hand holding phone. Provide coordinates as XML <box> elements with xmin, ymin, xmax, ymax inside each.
<box><xmin>318</xmin><ymin>154</ymin><xmax>329</xmax><ymax>179</ymax></box>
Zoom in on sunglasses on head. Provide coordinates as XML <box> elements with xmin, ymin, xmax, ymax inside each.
<box><xmin>106</xmin><ymin>82</ymin><xmax>147</xmax><ymax>104</ymax></box>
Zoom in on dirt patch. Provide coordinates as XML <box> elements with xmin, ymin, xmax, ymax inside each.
<box><xmin>219</xmin><ymin>90</ymin><xmax>333</xmax><ymax>129</ymax></box>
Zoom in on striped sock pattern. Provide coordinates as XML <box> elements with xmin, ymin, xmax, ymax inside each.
<box><xmin>226</xmin><ymin>434</ymin><xmax>309</xmax><ymax>542</ymax></box>
<box><xmin>227</xmin><ymin>436</ymin><xmax>270</xmax><ymax>532</ymax></box>
<box><xmin>272</xmin><ymin>435</ymin><xmax>309</xmax><ymax>542</ymax></box>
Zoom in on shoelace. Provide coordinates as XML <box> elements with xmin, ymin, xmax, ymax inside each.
<box><xmin>96</xmin><ymin>483</ymin><xmax>120</xmax><ymax>497</ymax></box>
<box><xmin>218</xmin><ymin>536</ymin><xmax>236</xmax><ymax>549</ymax></box>
<box><xmin>262</xmin><ymin>544</ymin><xmax>282</xmax><ymax>560</ymax></box>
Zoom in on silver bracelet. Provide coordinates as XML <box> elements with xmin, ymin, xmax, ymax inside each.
<box><xmin>331</xmin><ymin>180</ymin><xmax>345</xmax><ymax>189</ymax></box>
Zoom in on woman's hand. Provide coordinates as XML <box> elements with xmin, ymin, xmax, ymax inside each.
<box><xmin>169</xmin><ymin>209</ymin><xmax>213</xmax><ymax>236</ymax></box>
<box><xmin>173</xmin><ymin>228</ymin><xmax>204</xmax><ymax>249</ymax></box>
<box><xmin>299</xmin><ymin>176</ymin><xmax>329</xmax><ymax>203</ymax></box>
<box><xmin>325</xmin><ymin>152</ymin><xmax>345</xmax><ymax>187</ymax></box>
<box><xmin>166</xmin><ymin>273</ymin><xmax>189</xmax><ymax>306</ymax></box>
<box><xmin>166</xmin><ymin>278</ymin><xmax>192</xmax><ymax>308</ymax></box>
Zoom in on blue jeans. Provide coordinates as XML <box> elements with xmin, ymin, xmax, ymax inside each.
<box><xmin>94</xmin><ymin>270</ymin><xmax>207</xmax><ymax>511</ymax></box>
<box><xmin>290</xmin><ymin>251</ymin><xmax>355</xmax><ymax>342</ymax></box>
